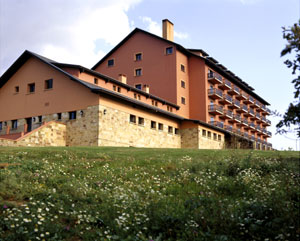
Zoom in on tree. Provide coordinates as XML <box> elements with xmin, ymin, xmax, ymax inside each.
<box><xmin>276</xmin><ymin>20</ymin><xmax>300</xmax><ymax>137</ymax></box>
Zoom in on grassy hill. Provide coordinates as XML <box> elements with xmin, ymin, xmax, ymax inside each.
<box><xmin>0</xmin><ymin>147</ymin><xmax>299</xmax><ymax>241</ymax></box>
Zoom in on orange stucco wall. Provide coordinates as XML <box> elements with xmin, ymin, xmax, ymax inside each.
<box><xmin>188</xmin><ymin>56</ymin><xmax>207</xmax><ymax>122</ymax></box>
<box><xmin>0</xmin><ymin>57</ymin><xmax>99</xmax><ymax>122</ymax></box>
<box><xmin>94</xmin><ymin>32</ymin><xmax>177</xmax><ymax>104</ymax></box>
<box><xmin>100</xmin><ymin>95</ymin><xmax>180</xmax><ymax>128</ymax></box>
<box><xmin>176</xmin><ymin>50</ymin><xmax>190</xmax><ymax>118</ymax></box>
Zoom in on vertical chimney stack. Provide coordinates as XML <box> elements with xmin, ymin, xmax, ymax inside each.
<box><xmin>162</xmin><ymin>19</ymin><xmax>174</xmax><ymax>41</ymax></box>
<box><xmin>118</xmin><ymin>74</ymin><xmax>127</xmax><ymax>84</ymax></box>
<box><xmin>143</xmin><ymin>84</ymin><xmax>150</xmax><ymax>93</ymax></box>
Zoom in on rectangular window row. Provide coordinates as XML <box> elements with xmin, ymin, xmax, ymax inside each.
<box><xmin>202</xmin><ymin>129</ymin><xmax>222</xmax><ymax>141</ymax></box>
<box><xmin>151</xmin><ymin>120</ymin><xmax>179</xmax><ymax>135</ymax></box>
<box><xmin>14</xmin><ymin>79</ymin><xmax>53</xmax><ymax>94</ymax></box>
<box><xmin>129</xmin><ymin>114</ymin><xmax>145</xmax><ymax>126</ymax></box>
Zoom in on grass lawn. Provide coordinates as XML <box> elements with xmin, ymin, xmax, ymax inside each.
<box><xmin>0</xmin><ymin>147</ymin><xmax>299</xmax><ymax>240</ymax></box>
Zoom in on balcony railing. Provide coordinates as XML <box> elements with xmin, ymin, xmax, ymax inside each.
<box><xmin>243</xmin><ymin>132</ymin><xmax>249</xmax><ymax>139</ymax></box>
<box><xmin>219</xmin><ymin>79</ymin><xmax>232</xmax><ymax>90</ymax></box>
<box><xmin>208</xmin><ymin>88</ymin><xmax>223</xmax><ymax>99</ymax></box>
<box><xmin>209</xmin><ymin>121</ymin><xmax>224</xmax><ymax>129</ymax></box>
<box><xmin>242</xmin><ymin>104</ymin><xmax>248</xmax><ymax>112</ymax></box>
<box><xmin>249</xmin><ymin>108</ymin><xmax>255</xmax><ymax>116</ymax></box>
<box><xmin>221</xmin><ymin>109</ymin><xmax>233</xmax><ymax>119</ymax></box>
<box><xmin>234</xmin><ymin>114</ymin><xmax>241</xmax><ymax>122</ymax></box>
<box><xmin>220</xmin><ymin>94</ymin><xmax>232</xmax><ymax>104</ymax></box>
<box><xmin>255</xmin><ymin>112</ymin><xmax>261</xmax><ymax>119</ymax></box>
<box><xmin>208</xmin><ymin>72</ymin><xmax>223</xmax><ymax>84</ymax></box>
<box><xmin>262</xmin><ymin>128</ymin><xmax>267</xmax><ymax>134</ymax></box>
<box><xmin>208</xmin><ymin>104</ymin><xmax>223</xmax><ymax>114</ymax></box>
<box><xmin>256</xmin><ymin>125</ymin><xmax>262</xmax><ymax>132</ymax></box>
<box><xmin>249</xmin><ymin>96</ymin><xmax>254</xmax><ymax>103</ymax></box>
<box><xmin>232</xmin><ymin>99</ymin><xmax>240</xmax><ymax>108</ymax></box>
<box><xmin>266</xmin><ymin>119</ymin><xmax>271</xmax><ymax>125</ymax></box>
<box><xmin>261</xmin><ymin>116</ymin><xmax>266</xmax><ymax>122</ymax></box>
<box><xmin>225</xmin><ymin>125</ymin><xmax>233</xmax><ymax>132</ymax></box>
<box><xmin>266</xmin><ymin>108</ymin><xmax>271</xmax><ymax>114</ymax></box>
<box><xmin>250</xmin><ymin>123</ymin><xmax>255</xmax><ymax>129</ymax></box>
<box><xmin>242</xmin><ymin>118</ymin><xmax>249</xmax><ymax>126</ymax></box>
<box><xmin>251</xmin><ymin>135</ymin><xmax>256</xmax><ymax>141</ymax></box>
<box><xmin>234</xmin><ymin>86</ymin><xmax>240</xmax><ymax>94</ymax></box>
<box><xmin>267</xmin><ymin>131</ymin><xmax>272</xmax><ymax>137</ymax></box>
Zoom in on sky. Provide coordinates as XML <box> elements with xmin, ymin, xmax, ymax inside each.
<box><xmin>0</xmin><ymin>0</ymin><xmax>299</xmax><ymax>150</ymax></box>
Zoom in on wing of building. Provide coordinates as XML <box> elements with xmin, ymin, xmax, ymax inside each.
<box><xmin>0</xmin><ymin>20</ymin><xmax>272</xmax><ymax>149</ymax></box>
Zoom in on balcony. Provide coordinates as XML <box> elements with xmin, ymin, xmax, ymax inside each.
<box><xmin>249</xmin><ymin>122</ymin><xmax>255</xmax><ymax>129</ymax></box>
<box><xmin>230</xmin><ymin>99</ymin><xmax>240</xmax><ymax>109</ymax></box>
<box><xmin>237</xmin><ymin>90</ymin><xmax>247</xmax><ymax>101</ymax></box>
<box><xmin>208</xmin><ymin>88</ymin><xmax>223</xmax><ymax>99</ymax></box>
<box><xmin>208</xmin><ymin>104</ymin><xmax>223</xmax><ymax>115</ymax></box>
<box><xmin>241</xmin><ymin>118</ymin><xmax>249</xmax><ymax>127</ymax></box>
<box><xmin>228</xmin><ymin>85</ymin><xmax>240</xmax><ymax>95</ymax></box>
<box><xmin>234</xmin><ymin>128</ymin><xmax>242</xmax><ymax>136</ymax></box>
<box><xmin>262</xmin><ymin>117</ymin><xmax>271</xmax><ymax>126</ymax></box>
<box><xmin>233</xmin><ymin>114</ymin><xmax>242</xmax><ymax>123</ymax></box>
<box><xmin>208</xmin><ymin>72</ymin><xmax>223</xmax><ymax>84</ymax></box>
<box><xmin>218</xmin><ymin>79</ymin><xmax>232</xmax><ymax>90</ymax></box>
<box><xmin>209</xmin><ymin>121</ymin><xmax>224</xmax><ymax>129</ymax></box>
<box><xmin>267</xmin><ymin>131</ymin><xmax>272</xmax><ymax>137</ymax></box>
<box><xmin>249</xmin><ymin>108</ymin><xmax>255</xmax><ymax>117</ymax></box>
<box><xmin>220</xmin><ymin>109</ymin><xmax>233</xmax><ymax>119</ymax></box>
<box><xmin>251</xmin><ymin>135</ymin><xmax>256</xmax><ymax>141</ymax></box>
<box><xmin>254</xmin><ymin>100</ymin><xmax>261</xmax><ymax>108</ymax></box>
<box><xmin>237</xmin><ymin>104</ymin><xmax>248</xmax><ymax>113</ymax></box>
<box><xmin>244</xmin><ymin>95</ymin><xmax>254</xmax><ymax>104</ymax></box>
<box><xmin>256</xmin><ymin>125</ymin><xmax>262</xmax><ymax>133</ymax></box>
<box><xmin>266</xmin><ymin>108</ymin><xmax>271</xmax><ymax>114</ymax></box>
<box><xmin>225</xmin><ymin>125</ymin><xmax>233</xmax><ymax>132</ymax></box>
<box><xmin>220</xmin><ymin>94</ymin><xmax>232</xmax><ymax>104</ymax></box>
<box><xmin>254</xmin><ymin>112</ymin><xmax>261</xmax><ymax>121</ymax></box>
<box><xmin>262</xmin><ymin>128</ymin><xmax>267</xmax><ymax>134</ymax></box>
<box><xmin>243</xmin><ymin>132</ymin><xmax>249</xmax><ymax>139</ymax></box>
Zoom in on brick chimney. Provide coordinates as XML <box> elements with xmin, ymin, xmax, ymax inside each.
<box><xmin>143</xmin><ymin>84</ymin><xmax>150</xmax><ymax>93</ymax></box>
<box><xmin>162</xmin><ymin>19</ymin><xmax>174</xmax><ymax>41</ymax></box>
<box><xmin>118</xmin><ymin>74</ymin><xmax>127</xmax><ymax>84</ymax></box>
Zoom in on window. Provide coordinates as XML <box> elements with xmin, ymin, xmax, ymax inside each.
<box><xmin>0</xmin><ymin>122</ymin><xmax>2</xmax><ymax>131</ymax></box>
<box><xmin>57</xmin><ymin>113</ymin><xmax>62</xmax><ymax>120</ymax></box>
<box><xmin>181</xmin><ymin>80</ymin><xmax>185</xmax><ymax>88</ymax></box>
<box><xmin>135</xmin><ymin>53</ymin><xmax>142</xmax><ymax>61</ymax></box>
<box><xmin>69</xmin><ymin>111</ymin><xmax>76</xmax><ymax>120</ymax></box>
<box><xmin>15</xmin><ymin>86</ymin><xmax>19</xmax><ymax>93</ymax></box>
<box><xmin>108</xmin><ymin>59</ymin><xmax>114</xmax><ymax>67</ymax></box>
<box><xmin>167</xmin><ymin>106</ymin><xmax>173</xmax><ymax>112</ymax></box>
<box><xmin>138</xmin><ymin>117</ymin><xmax>144</xmax><ymax>126</ymax></box>
<box><xmin>181</xmin><ymin>97</ymin><xmax>186</xmax><ymax>105</ymax></box>
<box><xmin>166</xmin><ymin>47</ymin><xmax>173</xmax><ymax>55</ymax></box>
<box><xmin>158</xmin><ymin>123</ymin><xmax>163</xmax><ymax>131</ymax></box>
<box><xmin>151</xmin><ymin>121</ymin><xmax>156</xmax><ymax>129</ymax></box>
<box><xmin>135</xmin><ymin>68</ymin><xmax>142</xmax><ymax>76</ymax></box>
<box><xmin>45</xmin><ymin>79</ymin><xmax>53</xmax><ymax>89</ymax></box>
<box><xmin>113</xmin><ymin>85</ymin><xmax>116</xmax><ymax>91</ymax></box>
<box><xmin>168</xmin><ymin>126</ymin><xmax>173</xmax><ymax>134</ymax></box>
<box><xmin>175</xmin><ymin>128</ymin><xmax>179</xmax><ymax>135</ymax></box>
<box><xmin>117</xmin><ymin>87</ymin><xmax>121</xmax><ymax>93</ymax></box>
<box><xmin>129</xmin><ymin>114</ymin><xmax>136</xmax><ymax>123</ymax></box>
<box><xmin>28</xmin><ymin>83</ymin><xmax>35</xmax><ymax>93</ymax></box>
<box><xmin>134</xmin><ymin>93</ymin><xmax>137</xmax><ymax>99</ymax></box>
<box><xmin>38</xmin><ymin>116</ymin><xmax>42</xmax><ymax>123</ymax></box>
<box><xmin>218</xmin><ymin>135</ymin><xmax>221</xmax><ymax>141</ymax></box>
<box><xmin>94</xmin><ymin>78</ymin><xmax>98</xmax><ymax>84</ymax></box>
<box><xmin>207</xmin><ymin>131</ymin><xmax>211</xmax><ymax>139</ymax></box>
<box><xmin>213</xmin><ymin>133</ymin><xmax>217</xmax><ymax>140</ymax></box>
<box><xmin>135</xmin><ymin>84</ymin><xmax>142</xmax><ymax>90</ymax></box>
<box><xmin>202</xmin><ymin>130</ymin><xmax>206</xmax><ymax>136</ymax></box>
<box><xmin>180</xmin><ymin>64</ymin><xmax>185</xmax><ymax>72</ymax></box>
<box><xmin>12</xmin><ymin>120</ymin><xmax>18</xmax><ymax>129</ymax></box>
<box><xmin>210</xmin><ymin>117</ymin><xmax>214</xmax><ymax>123</ymax></box>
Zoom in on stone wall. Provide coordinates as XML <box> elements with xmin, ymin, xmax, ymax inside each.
<box><xmin>0</xmin><ymin>121</ymin><xmax>66</xmax><ymax>147</ymax></box>
<box><xmin>96</xmin><ymin>105</ymin><xmax>181</xmax><ymax>148</ymax></box>
<box><xmin>181</xmin><ymin>125</ymin><xmax>225</xmax><ymax>149</ymax></box>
